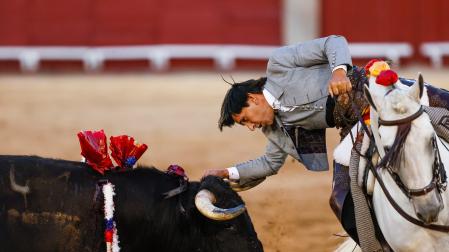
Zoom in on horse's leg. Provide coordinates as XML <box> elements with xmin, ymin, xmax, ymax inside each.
<box><xmin>330</xmin><ymin>162</ymin><xmax>361</xmax><ymax>243</ymax></box>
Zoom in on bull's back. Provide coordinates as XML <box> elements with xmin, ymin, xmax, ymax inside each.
<box><xmin>0</xmin><ymin>155</ymin><xmax>103</xmax><ymax>252</ymax></box>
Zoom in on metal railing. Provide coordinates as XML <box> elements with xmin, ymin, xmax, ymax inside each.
<box><xmin>0</xmin><ymin>43</ymin><xmax>416</xmax><ymax>72</ymax></box>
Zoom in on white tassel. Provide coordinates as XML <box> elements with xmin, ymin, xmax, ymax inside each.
<box><xmin>112</xmin><ymin>226</ymin><xmax>120</xmax><ymax>252</ymax></box>
<box><xmin>103</xmin><ymin>183</ymin><xmax>115</xmax><ymax>219</ymax></box>
<box><xmin>103</xmin><ymin>182</ymin><xmax>120</xmax><ymax>252</ymax></box>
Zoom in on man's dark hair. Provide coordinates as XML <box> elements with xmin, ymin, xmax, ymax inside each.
<box><xmin>218</xmin><ymin>77</ymin><xmax>267</xmax><ymax>131</ymax></box>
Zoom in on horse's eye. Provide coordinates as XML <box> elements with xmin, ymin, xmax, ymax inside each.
<box><xmin>384</xmin><ymin>147</ymin><xmax>391</xmax><ymax>152</ymax></box>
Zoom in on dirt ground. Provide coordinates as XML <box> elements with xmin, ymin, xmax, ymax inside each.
<box><xmin>0</xmin><ymin>67</ymin><xmax>448</xmax><ymax>251</ymax></box>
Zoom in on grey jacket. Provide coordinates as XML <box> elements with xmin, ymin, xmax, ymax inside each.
<box><xmin>235</xmin><ymin>35</ymin><xmax>352</xmax><ymax>185</ymax></box>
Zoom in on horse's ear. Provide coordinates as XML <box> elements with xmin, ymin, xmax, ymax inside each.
<box><xmin>409</xmin><ymin>73</ymin><xmax>424</xmax><ymax>101</ymax></box>
<box><xmin>418</xmin><ymin>73</ymin><xmax>424</xmax><ymax>99</ymax></box>
<box><xmin>364</xmin><ymin>84</ymin><xmax>378</xmax><ymax>111</ymax></box>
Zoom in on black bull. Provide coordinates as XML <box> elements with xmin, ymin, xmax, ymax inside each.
<box><xmin>0</xmin><ymin>155</ymin><xmax>263</xmax><ymax>252</ymax></box>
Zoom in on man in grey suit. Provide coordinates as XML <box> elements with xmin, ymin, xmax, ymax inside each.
<box><xmin>203</xmin><ymin>34</ymin><xmax>352</xmax><ymax>182</ymax></box>
<box><xmin>203</xmin><ymin>34</ymin><xmax>360</xmax><ymax>241</ymax></box>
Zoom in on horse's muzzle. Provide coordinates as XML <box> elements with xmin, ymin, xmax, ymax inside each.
<box><xmin>413</xmin><ymin>191</ymin><xmax>443</xmax><ymax>224</ymax></box>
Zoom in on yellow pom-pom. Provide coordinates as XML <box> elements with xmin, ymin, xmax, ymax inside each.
<box><xmin>369</xmin><ymin>61</ymin><xmax>390</xmax><ymax>77</ymax></box>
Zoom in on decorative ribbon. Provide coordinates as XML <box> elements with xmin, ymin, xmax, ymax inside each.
<box><xmin>102</xmin><ymin>182</ymin><xmax>120</xmax><ymax>252</ymax></box>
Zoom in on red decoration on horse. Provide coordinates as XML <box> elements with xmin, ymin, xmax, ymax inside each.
<box><xmin>376</xmin><ymin>69</ymin><xmax>399</xmax><ymax>86</ymax></box>
<box><xmin>364</xmin><ymin>58</ymin><xmax>382</xmax><ymax>76</ymax></box>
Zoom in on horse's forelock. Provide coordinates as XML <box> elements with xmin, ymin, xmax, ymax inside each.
<box><xmin>379</xmin><ymin>89</ymin><xmax>418</xmax><ymax>171</ymax></box>
<box><xmin>388</xmin><ymin>90</ymin><xmax>413</xmax><ymax>114</ymax></box>
<box><xmin>379</xmin><ymin>123</ymin><xmax>412</xmax><ymax>173</ymax></box>
<box><xmin>379</xmin><ymin>88</ymin><xmax>432</xmax><ymax>173</ymax></box>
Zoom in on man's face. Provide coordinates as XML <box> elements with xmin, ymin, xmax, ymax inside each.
<box><xmin>232</xmin><ymin>93</ymin><xmax>275</xmax><ymax>131</ymax></box>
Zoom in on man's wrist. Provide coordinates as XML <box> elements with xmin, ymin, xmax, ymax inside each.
<box><xmin>332</xmin><ymin>68</ymin><xmax>347</xmax><ymax>78</ymax></box>
<box><xmin>332</xmin><ymin>64</ymin><xmax>347</xmax><ymax>73</ymax></box>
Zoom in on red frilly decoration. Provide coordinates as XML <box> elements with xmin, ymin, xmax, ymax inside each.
<box><xmin>376</xmin><ymin>70</ymin><xmax>399</xmax><ymax>86</ymax></box>
<box><xmin>77</xmin><ymin>130</ymin><xmax>113</xmax><ymax>175</ymax></box>
<box><xmin>109</xmin><ymin>135</ymin><xmax>148</xmax><ymax>170</ymax></box>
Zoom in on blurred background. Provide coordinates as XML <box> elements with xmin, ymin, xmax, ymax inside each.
<box><xmin>0</xmin><ymin>0</ymin><xmax>448</xmax><ymax>251</ymax></box>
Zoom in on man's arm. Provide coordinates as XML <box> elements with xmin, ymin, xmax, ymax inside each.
<box><xmin>268</xmin><ymin>35</ymin><xmax>352</xmax><ymax>70</ymax></box>
<box><xmin>268</xmin><ymin>35</ymin><xmax>352</xmax><ymax>97</ymax></box>
<box><xmin>234</xmin><ymin>139</ymin><xmax>288</xmax><ymax>185</ymax></box>
<box><xmin>203</xmin><ymin>139</ymin><xmax>288</xmax><ymax>185</ymax></box>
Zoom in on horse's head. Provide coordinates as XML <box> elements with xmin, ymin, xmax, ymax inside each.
<box><xmin>365</xmin><ymin>74</ymin><xmax>444</xmax><ymax>224</ymax></box>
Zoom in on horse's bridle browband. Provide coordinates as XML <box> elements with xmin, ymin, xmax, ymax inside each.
<box><xmin>378</xmin><ymin>106</ymin><xmax>424</xmax><ymax>126</ymax></box>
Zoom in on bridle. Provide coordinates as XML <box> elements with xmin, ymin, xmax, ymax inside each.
<box><xmin>377</xmin><ymin>105</ymin><xmax>447</xmax><ymax>199</ymax></box>
<box><xmin>336</xmin><ymin>88</ymin><xmax>449</xmax><ymax>231</ymax></box>
<box><xmin>366</xmin><ymin>103</ymin><xmax>449</xmax><ymax>232</ymax></box>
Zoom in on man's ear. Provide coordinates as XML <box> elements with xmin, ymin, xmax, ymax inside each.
<box><xmin>247</xmin><ymin>93</ymin><xmax>259</xmax><ymax>105</ymax></box>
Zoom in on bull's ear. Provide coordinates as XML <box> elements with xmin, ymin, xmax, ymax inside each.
<box><xmin>409</xmin><ymin>73</ymin><xmax>424</xmax><ymax>102</ymax></box>
<box><xmin>364</xmin><ymin>84</ymin><xmax>379</xmax><ymax>112</ymax></box>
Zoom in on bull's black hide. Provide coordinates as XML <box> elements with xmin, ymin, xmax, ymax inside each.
<box><xmin>0</xmin><ymin>155</ymin><xmax>263</xmax><ymax>252</ymax></box>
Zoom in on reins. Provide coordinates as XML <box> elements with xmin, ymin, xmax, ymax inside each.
<box><xmin>366</xmin><ymin>154</ymin><xmax>449</xmax><ymax>232</ymax></box>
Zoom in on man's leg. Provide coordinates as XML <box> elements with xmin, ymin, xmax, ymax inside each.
<box><xmin>329</xmin><ymin>162</ymin><xmax>359</xmax><ymax>244</ymax></box>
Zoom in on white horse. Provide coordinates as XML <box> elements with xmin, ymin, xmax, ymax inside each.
<box><xmin>336</xmin><ymin>75</ymin><xmax>449</xmax><ymax>251</ymax></box>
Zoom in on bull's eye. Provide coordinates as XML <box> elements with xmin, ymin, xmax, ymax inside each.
<box><xmin>226</xmin><ymin>226</ymin><xmax>236</xmax><ymax>231</ymax></box>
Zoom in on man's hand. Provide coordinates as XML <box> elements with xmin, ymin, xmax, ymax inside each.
<box><xmin>328</xmin><ymin>68</ymin><xmax>352</xmax><ymax>97</ymax></box>
<box><xmin>202</xmin><ymin>169</ymin><xmax>229</xmax><ymax>180</ymax></box>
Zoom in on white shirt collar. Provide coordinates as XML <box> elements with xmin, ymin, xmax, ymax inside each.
<box><xmin>263</xmin><ymin>89</ymin><xmax>295</xmax><ymax>112</ymax></box>
<box><xmin>263</xmin><ymin>89</ymin><xmax>280</xmax><ymax>110</ymax></box>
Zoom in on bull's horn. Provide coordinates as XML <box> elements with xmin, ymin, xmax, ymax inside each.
<box><xmin>195</xmin><ymin>189</ymin><xmax>245</xmax><ymax>221</ymax></box>
<box><xmin>224</xmin><ymin>177</ymin><xmax>266</xmax><ymax>192</ymax></box>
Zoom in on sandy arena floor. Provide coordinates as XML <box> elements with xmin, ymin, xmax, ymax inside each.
<box><xmin>0</xmin><ymin>67</ymin><xmax>448</xmax><ymax>251</ymax></box>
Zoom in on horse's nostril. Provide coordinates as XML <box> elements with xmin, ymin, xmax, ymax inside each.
<box><xmin>416</xmin><ymin>210</ymin><xmax>439</xmax><ymax>223</ymax></box>
<box><xmin>416</xmin><ymin>212</ymin><xmax>424</xmax><ymax>221</ymax></box>
<box><xmin>431</xmin><ymin>215</ymin><xmax>439</xmax><ymax>223</ymax></box>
